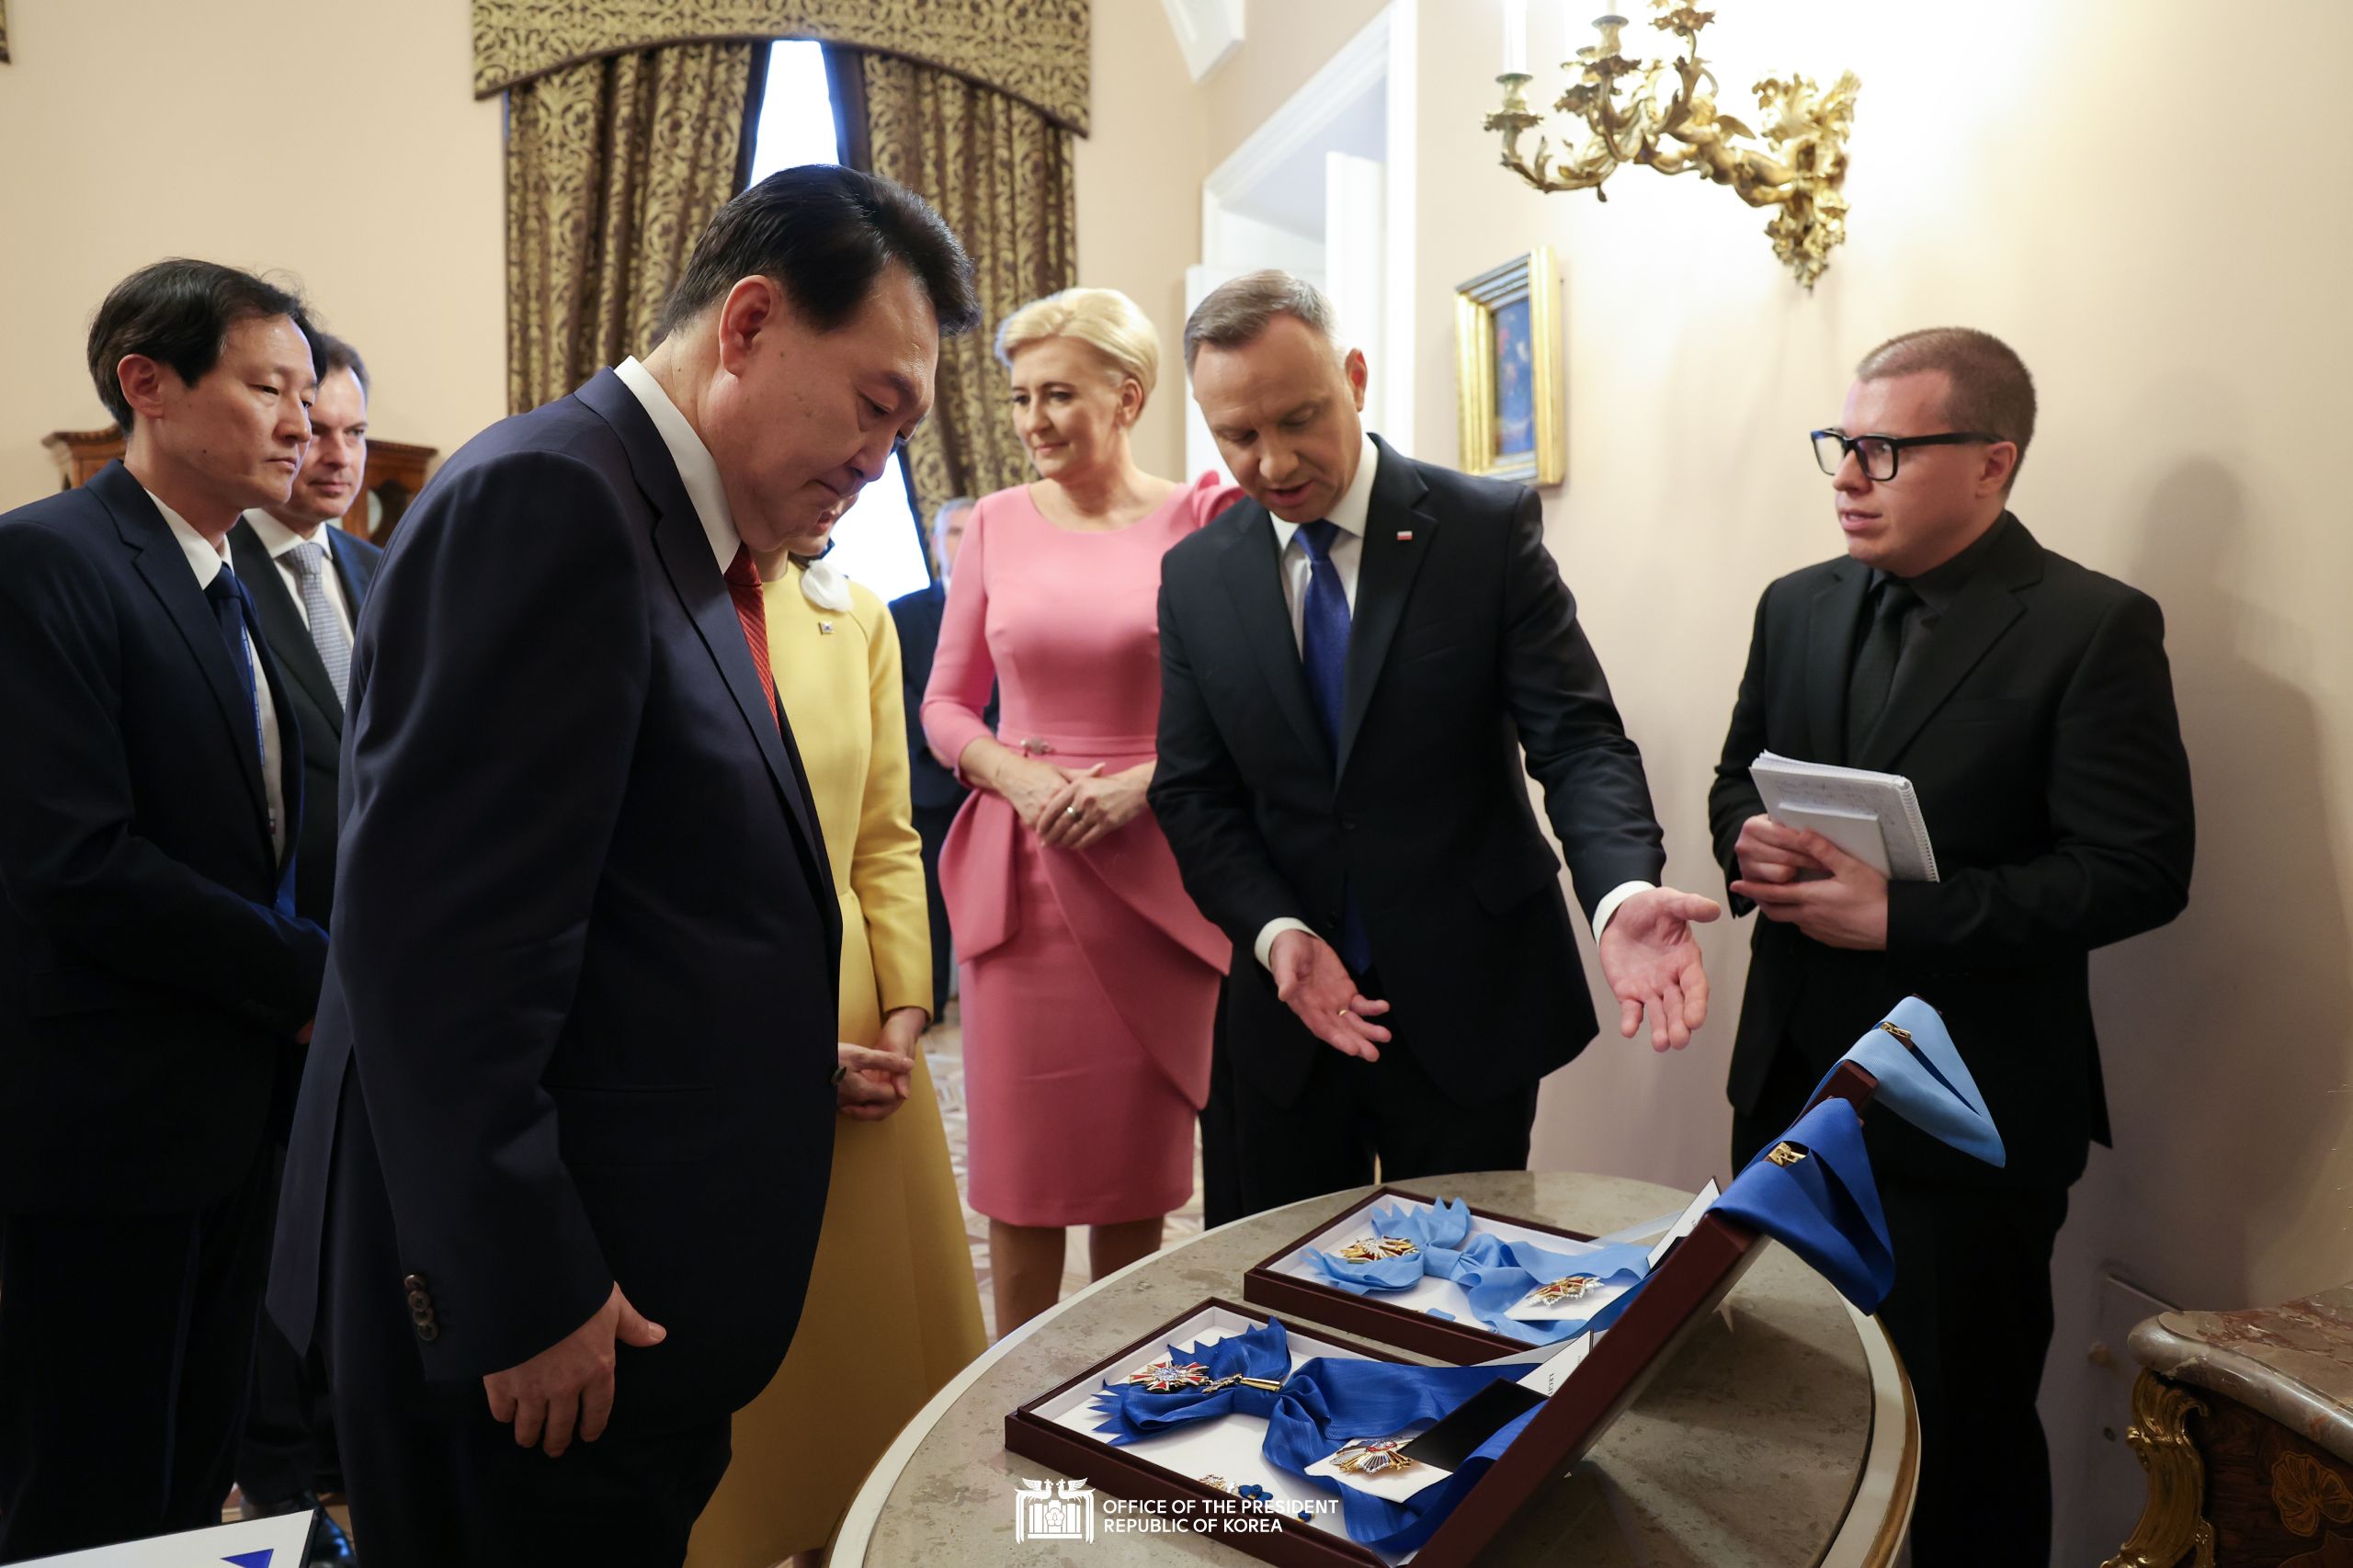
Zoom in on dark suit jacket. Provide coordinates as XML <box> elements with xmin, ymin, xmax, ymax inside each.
<box><xmin>888</xmin><ymin>579</ymin><xmax>969</xmax><ymax>813</ymax></box>
<box><xmin>0</xmin><ymin>462</ymin><xmax>324</xmax><ymax>1215</ymax></box>
<box><xmin>267</xmin><ymin>369</ymin><xmax>843</xmax><ymax>1432</ymax></box>
<box><xmin>228</xmin><ymin>517</ymin><xmax>383</xmax><ymax>925</ymax></box>
<box><xmin>1150</xmin><ymin>436</ymin><xmax>1665</xmax><ymax>1109</ymax></box>
<box><xmin>1709</xmin><ymin>515</ymin><xmax>2194</xmax><ymax>1187</ymax></box>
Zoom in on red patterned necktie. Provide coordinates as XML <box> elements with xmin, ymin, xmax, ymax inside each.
<box><xmin>723</xmin><ymin>545</ymin><xmax>780</xmax><ymax>733</ymax></box>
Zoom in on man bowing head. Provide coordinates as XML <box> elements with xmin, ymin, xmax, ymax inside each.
<box><xmin>266</xmin><ymin>166</ymin><xmax>978</xmax><ymax>1567</ymax></box>
<box><xmin>1151</xmin><ymin>270</ymin><xmax>1718</xmax><ymax>1223</ymax></box>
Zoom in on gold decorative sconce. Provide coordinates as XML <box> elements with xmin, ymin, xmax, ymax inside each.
<box><xmin>1486</xmin><ymin>2</ymin><xmax>1859</xmax><ymax>288</ymax></box>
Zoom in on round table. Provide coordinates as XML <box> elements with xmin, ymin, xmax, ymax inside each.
<box><xmin>835</xmin><ymin>1172</ymin><xmax>1915</xmax><ymax>1565</ymax></box>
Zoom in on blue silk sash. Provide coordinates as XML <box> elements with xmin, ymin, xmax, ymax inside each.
<box><xmin>1089</xmin><ymin>1319</ymin><xmax>1539</xmax><ymax>1552</ymax></box>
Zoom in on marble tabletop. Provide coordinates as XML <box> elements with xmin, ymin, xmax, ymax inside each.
<box><xmin>2131</xmin><ymin>1285</ymin><xmax>2353</xmax><ymax>1460</ymax></box>
<box><xmin>835</xmin><ymin>1171</ymin><xmax>1910</xmax><ymax>1566</ymax></box>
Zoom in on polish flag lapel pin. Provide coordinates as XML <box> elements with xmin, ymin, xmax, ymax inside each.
<box><xmin>1396</xmin><ymin>528</ymin><xmax>1415</xmax><ymax>542</ymax></box>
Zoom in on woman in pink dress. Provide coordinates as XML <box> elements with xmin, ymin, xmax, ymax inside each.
<box><xmin>923</xmin><ymin>288</ymin><xmax>1235</xmax><ymax>1334</ymax></box>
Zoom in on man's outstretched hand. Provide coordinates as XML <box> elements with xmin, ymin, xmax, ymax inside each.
<box><xmin>1269</xmin><ymin>928</ymin><xmax>1392</xmax><ymax>1061</ymax></box>
<box><xmin>1597</xmin><ymin>887</ymin><xmax>1722</xmax><ymax>1051</ymax></box>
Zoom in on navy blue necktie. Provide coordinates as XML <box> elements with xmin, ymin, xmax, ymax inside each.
<box><xmin>1295</xmin><ymin>521</ymin><xmax>1372</xmax><ymax>974</ymax></box>
<box><xmin>204</xmin><ymin>566</ymin><xmax>266</xmax><ymax>767</ymax></box>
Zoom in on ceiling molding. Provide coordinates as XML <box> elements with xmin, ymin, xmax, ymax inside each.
<box><xmin>1158</xmin><ymin>0</ymin><xmax>1244</xmax><ymax>84</ymax></box>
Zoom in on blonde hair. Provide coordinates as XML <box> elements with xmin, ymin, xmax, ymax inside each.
<box><xmin>995</xmin><ymin>287</ymin><xmax>1161</xmax><ymax>407</ymax></box>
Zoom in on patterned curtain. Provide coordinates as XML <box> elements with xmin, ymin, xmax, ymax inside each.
<box><xmin>846</xmin><ymin>50</ymin><xmax>1076</xmax><ymax>517</ymax></box>
<box><xmin>504</xmin><ymin>41</ymin><xmax>758</xmax><ymax>414</ymax></box>
<box><xmin>472</xmin><ymin>1</ymin><xmax>1090</xmax><ymax>134</ymax></box>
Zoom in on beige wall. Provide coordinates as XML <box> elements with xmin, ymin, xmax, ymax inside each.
<box><xmin>1071</xmin><ymin>0</ymin><xmax>1211</xmax><ymax>479</ymax></box>
<box><xmin>0</xmin><ymin>0</ymin><xmax>506</xmax><ymax>509</ymax></box>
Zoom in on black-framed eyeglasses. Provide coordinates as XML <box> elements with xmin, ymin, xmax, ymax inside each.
<box><xmin>1810</xmin><ymin>429</ymin><xmax>2003</xmax><ymax>482</ymax></box>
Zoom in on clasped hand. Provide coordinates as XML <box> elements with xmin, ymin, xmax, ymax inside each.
<box><xmin>836</xmin><ymin>1011</ymin><xmax>923</xmax><ymax>1122</ymax></box>
<box><xmin>995</xmin><ymin>756</ymin><xmax>1149</xmax><ymax>851</ymax></box>
<box><xmin>1728</xmin><ymin>814</ymin><xmax>1889</xmax><ymax>950</ymax></box>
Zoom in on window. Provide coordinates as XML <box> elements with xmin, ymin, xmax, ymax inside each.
<box><xmin>744</xmin><ymin>40</ymin><xmax>934</xmax><ymax>602</ymax></box>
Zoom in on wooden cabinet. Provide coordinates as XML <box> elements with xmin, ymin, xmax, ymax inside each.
<box><xmin>43</xmin><ymin>426</ymin><xmax>438</xmax><ymax>544</ymax></box>
<box><xmin>2109</xmin><ymin>1290</ymin><xmax>2353</xmax><ymax>1567</ymax></box>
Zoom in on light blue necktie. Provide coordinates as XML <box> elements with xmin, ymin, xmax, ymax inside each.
<box><xmin>288</xmin><ymin>540</ymin><xmax>352</xmax><ymax>707</ymax></box>
<box><xmin>1295</xmin><ymin>521</ymin><xmax>1371</xmax><ymax>974</ymax></box>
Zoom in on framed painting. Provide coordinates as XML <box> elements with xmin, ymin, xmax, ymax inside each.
<box><xmin>1453</xmin><ymin>247</ymin><xmax>1563</xmax><ymax>486</ymax></box>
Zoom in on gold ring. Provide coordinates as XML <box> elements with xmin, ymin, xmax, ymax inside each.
<box><xmin>1064</xmin><ymin>805</ymin><xmax>1082</xmax><ymax>820</ymax></box>
<box><xmin>1336</xmin><ymin>1007</ymin><xmax>1352</xmax><ymax>1021</ymax></box>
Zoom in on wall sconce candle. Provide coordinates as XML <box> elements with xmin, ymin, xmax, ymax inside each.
<box><xmin>1503</xmin><ymin>0</ymin><xmax>1528</xmax><ymax>76</ymax></box>
<box><xmin>1483</xmin><ymin>1</ymin><xmax>1859</xmax><ymax>288</ymax></box>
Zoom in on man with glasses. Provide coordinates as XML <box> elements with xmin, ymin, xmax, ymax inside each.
<box><xmin>1707</xmin><ymin>328</ymin><xmax>2195</xmax><ymax>1565</ymax></box>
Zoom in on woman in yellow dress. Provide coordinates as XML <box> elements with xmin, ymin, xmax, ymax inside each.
<box><xmin>684</xmin><ymin>519</ymin><xmax>988</xmax><ymax>1566</ymax></box>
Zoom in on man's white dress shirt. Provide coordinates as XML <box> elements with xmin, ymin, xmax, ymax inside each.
<box><xmin>149</xmin><ymin>490</ymin><xmax>286</xmax><ymax>864</ymax></box>
<box><xmin>615</xmin><ymin>356</ymin><xmax>743</xmax><ymax>572</ymax></box>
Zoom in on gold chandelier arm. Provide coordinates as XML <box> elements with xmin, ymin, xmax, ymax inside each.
<box><xmin>1484</xmin><ymin>0</ymin><xmax>1857</xmax><ymax>284</ymax></box>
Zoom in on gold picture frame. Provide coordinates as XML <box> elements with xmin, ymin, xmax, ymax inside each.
<box><xmin>1454</xmin><ymin>246</ymin><xmax>1563</xmax><ymax>486</ymax></box>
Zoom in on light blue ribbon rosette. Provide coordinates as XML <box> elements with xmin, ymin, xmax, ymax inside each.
<box><xmin>1454</xmin><ymin>1238</ymin><xmax>1654</xmax><ymax>1345</ymax></box>
<box><xmin>1300</xmin><ymin>1197</ymin><xmax>1478</xmax><ymax>1293</ymax></box>
<box><xmin>1302</xmin><ymin>1196</ymin><xmax>1655</xmax><ymax>1343</ymax></box>
<box><xmin>1812</xmin><ymin>994</ymin><xmax>2006</xmax><ymax>1166</ymax></box>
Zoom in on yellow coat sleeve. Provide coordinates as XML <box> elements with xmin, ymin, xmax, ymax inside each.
<box><xmin>850</xmin><ymin>585</ymin><xmax>936</xmax><ymax>1018</ymax></box>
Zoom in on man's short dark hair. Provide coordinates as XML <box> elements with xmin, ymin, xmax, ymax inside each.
<box><xmin>655</xmin><ymin>165</ymin><xmax>980</xmax><ymax>344</ymax></box>
<box><xmin>1182</xmin><ymin>269</ymin><xmax>1340</xmax><ymax>372</ymax></box>
<box><xmin>86</xmin><ymin>258</ymin><xmax>319</xmax><ymax>431</ymax></box>
<box><xmin>314</xmin><ymin>332</ymin><xmax>369</xmax><ymax>400</ymax></box>
<box><xmin>1856</xmin><ymin>326</ymin><xmax>2037</xmax><ymax>489</ymax></box>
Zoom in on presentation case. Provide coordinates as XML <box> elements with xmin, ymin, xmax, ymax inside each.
<box><xmin>1002</xmin><ymin>1062</ymin><xmax>1885</xmax><ymax>1566</ymax></box>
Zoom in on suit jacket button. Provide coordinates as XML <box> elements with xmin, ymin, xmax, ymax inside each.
<box><xmin>403</xmin><ymin>1273</ymin><xmax>428</xmax><ymax>1293</ymax></box>
<box><xmin>407</xmin><ymin>1291</ymin><xmax>431</xmax><ymax>1311</ymax></box>
<box><xmin>416</xmin><ymin>1322</ymin><xmax>439</xmax><ymax>1342</ymax></box>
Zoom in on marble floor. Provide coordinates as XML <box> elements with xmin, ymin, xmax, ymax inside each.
<box><xmin>923</xmin><ymin>996</ymin><xmax>1206</xmax><ymax>1341</ymax></box>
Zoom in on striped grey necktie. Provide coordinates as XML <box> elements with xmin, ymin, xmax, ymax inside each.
<box><xmin>288</xmin><ymin>540</ymin><xmax>352</xmax><ymax>706</ymax></box>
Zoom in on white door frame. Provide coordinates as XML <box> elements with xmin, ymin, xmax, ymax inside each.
<box><xmin>1197</xmin><ymin>3</ymin><xmax>1416</xmax><ymax>454</ymax></box>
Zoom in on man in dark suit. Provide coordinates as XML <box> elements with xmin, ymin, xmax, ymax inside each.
<box><xmin>227</xmin><ymin>334</ymin><xmax>380</xmax><ymax>1556</ymax></box>
<box><xmin>1152</xmin><ymin>271</ymin><xmax>1720</xmax><ymax>1226</ymax></box>
<box><xmin>265</xmin><ymin>166</ymin><xmax>979</xmax><ymax>1566</ymax></box>
<box><xmin>889</xmin><ymin>494</ymin><xmax>975</xmax><ymax>1017</ymax></box>
<box><xmin>0</xmin><ymin>259</ymin><xmax>328</xmax><ymax>1560</ymax></box>
<box><xmin>1709</xmin><ymin>327</ymin><xmax>2194</xmax><ymax>1566</ymax></box>
<box><xmin>231</xmin><ymin>335</ymin><xmax>383</xmax><ymax>926</ymax></box>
